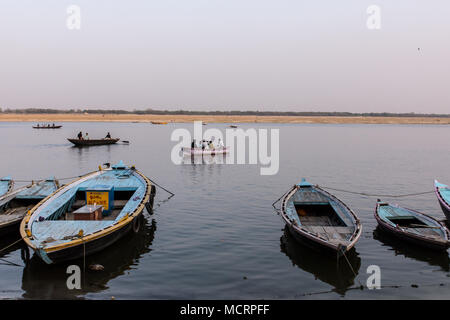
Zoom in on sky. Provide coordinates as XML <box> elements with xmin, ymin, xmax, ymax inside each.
<box><xmin>0</xmin><ymin>0</ymin><xmax>449</xmax><ymax>113</ymax></box>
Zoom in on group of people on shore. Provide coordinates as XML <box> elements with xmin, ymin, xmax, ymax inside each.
<box><xmin>191</xmin><ymin>138</ymin><xmax>224</xmax><ymax>150</ymax></box>
<box><xmin>77</xmin><ymin>131</ymin><xmax>112</xmax><ymax>140</ymax></box>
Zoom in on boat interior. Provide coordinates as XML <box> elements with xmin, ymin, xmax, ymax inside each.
<box><xmin>285</xmin><ymin>186</ymin><xmax>356</xmax><ymax>243</ymax></box>
<box><xmin>29</xmin><ymin>167</ymin><xmax>147</xmax><ymax>247</ymax></box>
<box><xmin>377</xmin><ymin>204</ymin><xmax>444</xmax><ymax>238</ymax></box>
<box><xmin>64</xmin><ymin>189</ymin><xmax>138</xmax><ymax>221</ymax></box>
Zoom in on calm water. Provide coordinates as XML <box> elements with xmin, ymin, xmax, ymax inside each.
<box><xmin>0</xmin><ymin>122</ymin><xmax>449</xmax><ymax>299</ymax></box>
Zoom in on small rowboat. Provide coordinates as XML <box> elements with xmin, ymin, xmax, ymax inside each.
<box><xmin>20</xmin><ymin>161</ymin><xmax>156</xmax><ymax>264</ymax></box>
<box><xmin>151</xmin><ymin>121</ymin><xmax>167</xmax><ymax>125</ymax></box>
<box><xmin>280</xmin><ymin>179</ymin><xmax>362</xmax><ymax>256</ymax></box>
<box><xmin>0</xmin><ymin>177</ymin><xmax>14</xmax><ymax>198</ymax></box>
<box><xmin>33</xmin><ymin>125</ymin><xmax>62</xmax><ymax>129</ymax></box>
<box><xmin>0</xmin><ymin>178</ymin><xmax>59</xmax><ymax>235</ymax></box>
<box><xmin>182</xmin><ymin>147</ymin><xmax>229</xmax><ymax>156</ymax></box>
<box><xmin>434</xmin><ymin>180</ymin><xmax>450</xmax><ymax>221</ymax></box>
<box><xmin>67</xmin><ymin>138</ymin><xmax>120</xmax><ymax>146</ymax></box>
<box><xmin>375</xmin><ymin>200</ymin><xmax>450</xmax><ymax>250</ymax></box>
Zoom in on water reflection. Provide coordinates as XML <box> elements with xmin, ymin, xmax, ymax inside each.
<box><xmin>182</xmin><ymin>153</ymin><xmax>228</xmax><ymax>165</ymax></box>
<box><xmin>280</xmin><ymin>227</ymin><xmax>361</xmax><ymax>296</ymax></box>
<box><xmin>373</xmin><ymin>227</ymin><xmax>450</xmax><ymax>272</ymax></box>
<box><xmin>21</xmin><ymin>217</ymin><xmax>156</xmax><ymax>299</ymax></box>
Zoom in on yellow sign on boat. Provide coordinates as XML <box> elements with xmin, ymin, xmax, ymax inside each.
<box><xmin>86</xmin><ymin>191</ymin><xmax>109</xmax><ymax>210</ymax></box>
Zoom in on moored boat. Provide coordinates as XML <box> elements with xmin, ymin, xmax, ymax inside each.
<box><xmin>0</xmin><ymin>178</ymin><xmax>59</xmax><ymax>235</ymax></box>
<box><xmin>20</xmin><ymin>161</ymin><xmax>156</xmax><ymax>264</ymax></box>
<box><xmin>375</xmin><ymin>200</ymin><xmax>450</xmax><ymax>251</ymax></box>
<box><xmin>0</xmin><ymin>177</ymin><xmax>14</xmax><ymax>197</ymax></box>
<box><xmin>151</xmin><ymin>121</ymin><xmax>167</xmax><ymax>125</ymax></box>
<box><xmin>280</xmin><ymin>179</ymin><xmax>362</xmax><ymax>256</ymax></box>
<box><xmin>33</xmin><ymin>125</ymin><xmax>62</xmax><ymax>129</ymax></box>
<box><xmin>182</xmin><ymin>147</ymin><xmax>229</xmax><ymax>156</ymax></box>
<box><xmin>67</xmin><ymin>138</ymin><xmax>120</xmax><ymax>146</ymax></box>
<box><xmin>434</xmin><ymin>180</ymin><xmax>450</xmax><ymax>221</ymax></box>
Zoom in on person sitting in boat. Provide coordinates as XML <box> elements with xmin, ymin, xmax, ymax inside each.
<box><xmin>202</xmin><ymin>140</ymin><xmax>207</xmax><ymax>150</ymax></box>
<box><xmin>77</xmin><ymin>131</ymin><xmax>83</xmax><ymax>140</ymax></box>
<box><xmin>209</xmin><ymin>141</ymin><xmax>215</xmax><ymax>150</ymax></box>
<box><xmin>105</xmin><ymin>132</ymin><xmax>111</xmax><ymax>139</ymax></box>
<box><xmin>85</xmin><ymin>132</ymin><xmax>89</xmax><ymax>140</ymax></box>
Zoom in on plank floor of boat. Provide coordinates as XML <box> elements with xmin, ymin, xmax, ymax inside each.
<box><xmin>299</xmin><ymin>216</ymin><xmax>353</xmax><ymax>242</ymax></box>
<box><xmin>0</xmin><ymin>207</ymin><xmax>30</xmax><ymax>224</ymax></box>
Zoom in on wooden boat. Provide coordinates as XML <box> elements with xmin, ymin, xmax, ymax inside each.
<box><xmin>151</xmin><ymin>121</ymin><xmax>167</xmax><ymax>125</ymax></box>
<box><xmin>229</xmin><ymin>125</ymin><xmax>238</xmax><ymax>128</ymax></box>
<box><xmin>375</xmin><ymin>200</ymin><xmax>450</xmax><ymax>250</ymax></box>
<box><xmin>280</xmin><ymin>179</ymin><xmax>362</xmax><ymax>256</ymax></box>
<box><xmin>0</xmin><ymin>177</ymin><xmax>13</xmax><ymax>198</ymax></box>
<box><xmin>67</xmin><ymin>138</ymin><xmax>120</xmax><ymax>146</ymax></box>
<box><xmin>0</xmin><ymin>178</ymin><xmax>59</xmax><ymax>235</ymax></box>
<box><xmin>20</xmin><ymin>161</ymin><xmax>156</xmax><ymax>264</ymax></box>
<box><xmin>435</xmin><ymin>180</ymin><xmax>450</xmax><ymax>221</ymax></box>
<box><xmin>33</xmin><ymin>125</ymin><xmax>62</xmax><ymax>129</ymax></box>
<box><xmin>182</xmin><ymin>147</ymin><xmax>229</xmax><ymax>156</ymax></box>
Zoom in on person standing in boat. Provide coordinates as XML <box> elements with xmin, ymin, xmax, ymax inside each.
<box><xmin>217</xmin><ymin>138</ymin><xmax>224</xmax><ymax>149</ymax></box>
<box><xmin>77</xmin><ymin>131</ymin><xmax>83</xmax><ymax>140</ymax></box>
<box><xmin>202</xmin><ymin>140</ymin><xmax>207</xmax><ymax>151</ymax></box>
<box><xmin>191</xmin><ymin>139</ymin><xmax>196</xmax><ymax>149</ymax></box>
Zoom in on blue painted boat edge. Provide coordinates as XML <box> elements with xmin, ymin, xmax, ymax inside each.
<box><xmin>434</xmin><ymin>180</ymin><xmax>450</xmax><ymax>220</ymax></box>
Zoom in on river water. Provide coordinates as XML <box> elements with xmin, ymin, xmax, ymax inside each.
<box><xmin>0</xmin><ymin>121</ymin><xmax>449</xmax><ymax>299</ymax></box>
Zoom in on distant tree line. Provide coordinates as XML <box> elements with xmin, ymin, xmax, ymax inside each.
<box><xmin>0</xmin><ymin>108</ymin><xmax>449</xmax><ymax>118</ymax></box>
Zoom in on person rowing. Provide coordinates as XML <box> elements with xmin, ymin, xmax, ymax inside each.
<box><xmin>77</xmin><ymin>131</ymin><xmax>83</xmax><ymax>140</ymax></box>
<box><xmin>105</xmin><ymin>132</ymin><xmax>111</xmax><ymax>139</ymax></box>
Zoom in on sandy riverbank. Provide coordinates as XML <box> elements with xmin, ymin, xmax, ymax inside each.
<box><xmin>0</xmin><ymin>113</ymin><xmax>450</xmax><ymax>124</ymax></box>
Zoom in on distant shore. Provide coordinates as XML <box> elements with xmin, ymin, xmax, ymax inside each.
<box><xmin>1</xmin><ymin>113</ymin><xmax>450</xmax><ymax>124</ymax></box>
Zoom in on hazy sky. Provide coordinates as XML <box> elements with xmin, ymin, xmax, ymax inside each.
<box><xmin>1</xmin><ymin>0</ymin><xmax>449</xmax><ymax>112</ymax></box>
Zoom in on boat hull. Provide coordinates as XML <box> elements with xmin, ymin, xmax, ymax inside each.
<box><xmin>182</xmin><ymin>147</ymin><xmax>229</xmax><ymax>156</ymax></box>
<box><xmin>33</xmin><ymin>126</ymin><xmax>62</xmax><ymax>129</ymax></box>
<box><xmin>285</xmin><ymin>223</ymin><xmax>351</xmax><ymax>256</ymax></box>
<box><xmin>374</xmin><ymin>204</ymin><xmax>450</xmax><ymax>251</ymax></box>
<box><xmin>0</xmin><ymin>217</ymin><xmax>22</xmax><ymax>235</ymax></box>
<box><xmin>435</xmin><ymin>189</ymin><xmax>450</xmax><ymax>222</ymax></box>
<box><xmin>67</xmin><ymin>138</ymin><xmax>119</xmax><ymax>146</ymax></box>
<box><xmin>35</xmin><ymin>212</ymin><xmax>143</xmax><ymax>264</ymax></box>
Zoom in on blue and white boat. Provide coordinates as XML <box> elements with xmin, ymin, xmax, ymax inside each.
<box><xmin>20</xmin><ymin>161</ymin><xmax>156</xmax><ymax>264</ymax></box>
<box><xmin>0</xmin><ymin>178</ymin><xmax>59</xmax><ymax>235</ymax></box>
<box><xmin>375</xmin><ymin>200</ymin><xmax>450</xmax><ymax>250</ymax></box>
<box><xmin>0</xmin><ymin>177</ymin><xmax>14</xmax><ymax>197</ymax></box>
<box><xmin>435</xmin><ymin>180</ymin><xmax>450</xmax><ymax>222</ymax></box>
<box><xmin>280</xmin><ymin>179</ymin><xmax>362</xmax><ymax>256</ymax></box>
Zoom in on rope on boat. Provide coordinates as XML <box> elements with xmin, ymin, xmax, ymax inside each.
<box><xmin>320</xmin><ymin>186</ymin><xmax>435</xmax><ymax>198</ymax></box>
<box><xmin>340</xmin><ymin>247</ymin><xmax>364</xmax><ymax>289</ymax></box>
<box><xmin>148</xmin><ymin>178</ymin><xmax>175</xmax><ymax>198</ymax></box>
<box><xmin>0</xmin><ymin>238</ymin><xmax>23</xmax><ymax>255</ymax></box>
<box><xmin>0</xmin><ymin>238</ymin><xmax>25</xmax><ymax>268</ymax></box>
<box><xmin>272</xmin><ymin>187</ymin><xmax>294</xmax><ymax>213</ymax></box>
